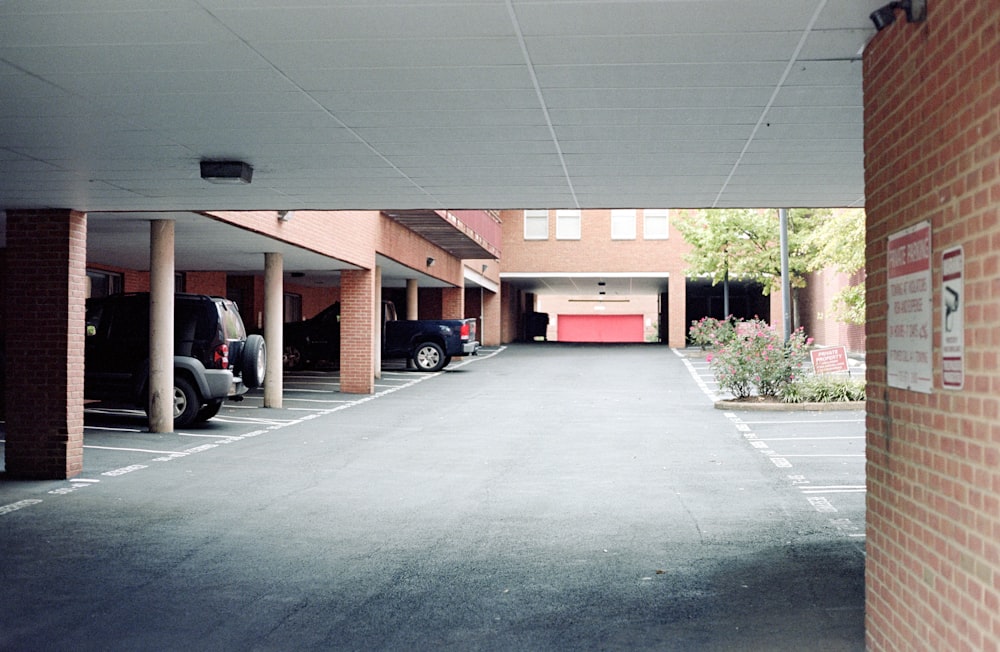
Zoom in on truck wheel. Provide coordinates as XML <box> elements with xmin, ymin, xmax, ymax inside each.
<box><xmin>172</xmin><ymin>377</ymin><xmax>201</xmax><ymax>428</ymax></box>
<box><xmin>413</xmin><ymin>342</ymin><xmax>446</xmax><ymax>372</ymax></box>
<box><xmin>241</xmin><ymin>334</ymin><xmax>266</xmax><ymax>388</ymax></box>
<box><xmin>284</xmin><ymin>344</ymin><xmax>304</xmax><ymax>371</ymax></box>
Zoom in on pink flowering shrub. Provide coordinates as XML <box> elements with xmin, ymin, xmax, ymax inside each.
<box><xmin>705</xmin><ymin>318</ymin><xmax>812</xmax><ymax>399</ymax></box>
<box><xmin>688</xmin><ymin>316</ymin><xmax>735</xmax><ymax>350</ymax></box>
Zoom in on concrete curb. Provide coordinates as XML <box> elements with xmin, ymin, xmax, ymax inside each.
<box><xmin>714</xmin><ymin>399</ymin><xmax>865</xmax><ymax>412</ymax></box>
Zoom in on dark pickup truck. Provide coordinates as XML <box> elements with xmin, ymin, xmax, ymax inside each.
<box><xmin>283</xmin><ymin>300</ymin><xmax>479</xmax><ymax>372</ymax></box>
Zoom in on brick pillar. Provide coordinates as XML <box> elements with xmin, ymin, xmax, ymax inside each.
<box><xmin>482</xmin><ymin>290</ymin><xmax>501</xmax><ymax>346</ymax></box>
<box><xmin>441</xmin><ymin>287</ymin><xmax>464</xmax><ymax>320</ymax></box>
<box><xmin>667</xmin><ymin>273</ymin><xmax>686</xmax><ymax>347</ymax></box>
<box><xmin>339</xmin><ymin>269</ymin><xmax>375</xmax><ymax>394</ymax></box>
<box><xmin>4</xmin><ymin>210</ymin><xmax>87</xmax><ymax>479</ymax></box>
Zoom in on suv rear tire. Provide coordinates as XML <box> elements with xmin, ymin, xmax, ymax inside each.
<box><xmin>241</xmin><ymin>334</ymin><xmax>266</xmax><ymax>389</ymax></box>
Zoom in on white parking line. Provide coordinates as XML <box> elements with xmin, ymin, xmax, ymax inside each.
<box><xmin>756</xmin><ymin>436</ymin><xmax>864</xmax><ymax>441</ymax></box>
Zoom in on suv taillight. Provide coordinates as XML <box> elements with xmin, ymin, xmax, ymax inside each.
<box><xmin>213</xmin><ymin>344</ymin><xmax>229</xmax><ymax>369</ymax></box>
<box><xmin>460</xmin><ymin>322</ymin><xmax>470</xmax><ymax>341</ymax></box>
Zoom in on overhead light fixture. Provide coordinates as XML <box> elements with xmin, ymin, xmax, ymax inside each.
<box><xmin>200</xmin><ymin>160</ymin><xmax>253</xmax><ymax>184</ymax></box>
<box><xmin>870</xmin><ymin>0</ymin><xmax>926</xmax><ymax>31</ymax></box>
<box><xmin>277</xmin><ymin>210</ymin><xmax>293</xmax><ymax>222</ymax></box>
<box><xmin>426</xmin><ymin>257</ymin><xmax>436</xmax><ymax>267</ymax></box>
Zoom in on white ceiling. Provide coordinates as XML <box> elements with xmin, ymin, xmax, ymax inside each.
<box><xmin>0</xmin><ymin>0</ymin><xmax>878</xmax><ymax>214</ymax></box>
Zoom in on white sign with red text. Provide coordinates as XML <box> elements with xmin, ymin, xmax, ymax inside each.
<box><xmin>887</xmin><ymin>221</ymin><xmax>933</xmax><ymax>393</ymax></box>
<box><xmin>941</xmin><ymin>246</ymin><xmax>964</xmax><ymax>390</ymax></box>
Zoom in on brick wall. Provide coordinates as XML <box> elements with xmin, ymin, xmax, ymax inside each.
<box><xmin>864</xmin><ymin>1</ymin><xmax>1000</xmax><ymax>649</ymax></box>
<box><xmin>4</xmin><ymin>210</ymin><xmax>86</xmax><ymax>479</ymax></box>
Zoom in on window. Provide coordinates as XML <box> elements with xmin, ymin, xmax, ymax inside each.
<box><xmin>284</xmin><ymin>293</ymin><xmax>302</xmax><ymax>323</ymax></box>
<box><xmin>643</xmin><ymin>209</ymin><xmax>670</xmax><ymax>240</ymax></box>
<box><xmin>611</xmin><ymin>209</ymin><xmax>637</xmax><ymax>240</ymax></box>
<box><xmin>556</xmin><ymin>209</ymin><xmax>581</xmax><ymax>240</ymax></box>
<box><xmin>524</xmin><ymin>210</ymin><xmax>549</xmax><ymax>240</ymax></box>
<box><xmin>86</xmin><ymin>269</ymin><xmax>123</xmax><ymax>298</ymax></box>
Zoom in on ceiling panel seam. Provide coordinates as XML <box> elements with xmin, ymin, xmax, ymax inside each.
<box><xmin>712</xmin><ymin>0</ymin><xmax>829</xmax><ymax>208</ymax></box>
<box><xmin>195</xmin><ymin>2</ymin><xmax>446</xmax><ymax>210</ymax></box>
<box><xmin>506</xmin><ymin>0</ymin><xmax>579</xmax><ymax>209</ymax></box>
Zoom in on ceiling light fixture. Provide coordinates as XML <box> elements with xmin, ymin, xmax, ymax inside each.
<box><xmin>277</xmin><ymin>210</ymin><xmax>293</xmax><ymax>222</ymax></box>
<box><xmin>200</xmin><ymin>160</ymin><xmax>253</xmax><ymax>184</ymax></box>
<box><xmin>870</xmin><ymin>0</ymin><xmax>926</xmax><ymax>31</ymax></box>
<box><xmin>426</xmin><ymin>257</ymin><xmax>436</xmax><ymax>267</ymax></box>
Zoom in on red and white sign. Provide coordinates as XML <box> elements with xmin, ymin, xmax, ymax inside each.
<box><xmin>941</xmin><ymin>246</ymin><xmax>964</xmax><ymax>390</ymax></box>
<box><xmin>810</xmin><ymin>346</ymin><xmax>849</xmax><ymax>375</ymax></box>
<box><xmin>887</xmin><ymin>221</ymin><xmax>933</xmax><ymax>393</ymax></box>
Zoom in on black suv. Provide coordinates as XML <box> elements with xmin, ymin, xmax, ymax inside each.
<box><xmin>85</xmin><ymin>293</ymin><xmax>265</xmax><ymax>427</ymax></box>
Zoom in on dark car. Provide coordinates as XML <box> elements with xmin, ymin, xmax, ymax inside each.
<box><xmin>85</xmin><ymin>293</ymin><xmax>265</xmax><ymax>427</ymax></box>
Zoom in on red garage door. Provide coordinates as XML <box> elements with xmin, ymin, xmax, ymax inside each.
<box><xmin>557</xmin><ymin>314</ymin><xmax>644</xmax><ymax>343</ymax></box>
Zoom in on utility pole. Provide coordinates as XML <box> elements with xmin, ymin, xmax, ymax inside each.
<box><xmin>779</xmin><ymin>208</ymin><xmax>791</xmax><ymax>343</ymax></box>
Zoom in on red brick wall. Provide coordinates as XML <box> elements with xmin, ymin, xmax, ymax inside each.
<box><xmin>798</xmin><ymin>269</ymin><xmax>866</xmax><ymax>353</ymax></box>
<box><xmin>4</xmin><ymin>210</ymin><xmax>86</xmax><ymax>479</ymax></box>
<box><xmin>499</xmin><ymin>209</ymin><xmax>691</xmax><ymax>345</ymax></box>
<box><xmin>864</xmin><ymin>2</ymin><xmax>1000</xmax><ymax>649</ymax></box>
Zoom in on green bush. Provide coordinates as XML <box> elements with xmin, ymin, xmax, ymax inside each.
<box><xmin>780</xmin><ymin>375</ymin><xmax>866</xmax><ymax>403</ymax></box>
<box><xmin>688</xmin><ymin>316</ymin><xmax>734</xmax><ymax>349</ymax></box>
<box><xmin>705</xmin><ymin>318</ymin><xmax>812</xmax><ymax>399</ymax></box>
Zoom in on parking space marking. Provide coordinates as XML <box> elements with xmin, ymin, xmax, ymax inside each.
<box><xmin>3</xmin><ymin>348</ymin><xmax>505</xmax><ymax>511</ymax></box>
<box><xmin>756</xmin><ymin>436</ymin><xmax>863</xmax><ymax>442</ymax></box>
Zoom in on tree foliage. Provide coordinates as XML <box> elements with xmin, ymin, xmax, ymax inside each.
<box><xmin>675</xmin><ymin>207</ymin><xmax>866</xmax><ymax>326</ymax></box>
<box><xmin>673</xmin><ymin>208</ymin><xmax>827</xmax><ymax>295</ymax></box>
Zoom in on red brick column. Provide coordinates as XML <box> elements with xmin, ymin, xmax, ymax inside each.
<box><xmin>482</xmin><ymin>290</ymin><xmax>501</xmax><ymax>346</ymax></box>
<box><xmin>339</xmin><ymin>269</ymin><xmax>375</xmax><ymax>394</ymax></box>
<box><xmin>440</xmin><ymin>287</ymin><xmax>464</xmax><ymax>320</ymax></box>
<box><xmin>4</xmin><ymin>210</ymin><xmax>87</xmax><ymax>479</ymax></box>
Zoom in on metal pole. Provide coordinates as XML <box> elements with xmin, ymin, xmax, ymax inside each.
<box><xmin>779</xmin><ymin>208</ymin><xmax>791</xmax><ymax>343</ymax></box>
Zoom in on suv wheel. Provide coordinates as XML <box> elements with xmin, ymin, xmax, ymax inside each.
<box><xmin>172</xmin><ymin>377</ymin><xmax>201</xmax><ymax>428</ymax></box>
<box><xmin>241</xmin><ymin>334</ymin><xmax>266</xmax><ymax>389</ymax></box>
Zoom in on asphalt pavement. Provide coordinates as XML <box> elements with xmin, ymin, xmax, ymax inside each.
<box><xmin>0</xmin><ymin>344</ymin><xmax>865</xmax><ymax>651</ymax></box>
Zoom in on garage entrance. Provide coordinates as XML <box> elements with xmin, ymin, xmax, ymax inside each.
<box><xmin>556</xmin><ymin>314</ymin><xmax>644</xmax><ymax>343</ymax></box>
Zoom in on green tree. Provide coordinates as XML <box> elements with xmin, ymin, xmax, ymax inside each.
<box><xmin>674</xmin><ymin>208</ymin><xmax>825</xmax><ymax>296</ymax></box>
<box><xmin>804</xmin><ymin>208</ymin><xmax>866</xmax><ymax>325</ymax></box>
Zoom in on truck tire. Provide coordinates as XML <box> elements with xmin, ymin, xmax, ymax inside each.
<box><xmin>241</xmin><ymin>334</ymin><xmax>266</xmax><ymax>389</ymax></box>
<box><xmin>413</xmin><ymin>342</ymin><xmax>446</xmax><ymax>372</ymax></box>
<box><xmin>283</xmin><ymin>343</ymin><xmax>305</xmax><ymax>371</ymax></box>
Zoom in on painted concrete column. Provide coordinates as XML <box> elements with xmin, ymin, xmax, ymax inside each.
<box><xmin>339</xmin><ymin>269</ymin><xmax>375</xmax><ymax>394</ymax></box>
<box><xmin>406</xmin><ymin>279</ymin><xmax>419</xmax><ymax>319</ymax></box>
<box><xmin>148</xmin><ymin>219</ymin><xmax>175</xmax><ymax>433</ymax></box>
<box><xmin>263</xmin><ymin>252</ymin><xmax>283</xmax><ymax>407</ymax></box>
<box><xmin>3</xmin><ymin>210</ymin><xmax>87</xmax><ymax>479</ymax></box>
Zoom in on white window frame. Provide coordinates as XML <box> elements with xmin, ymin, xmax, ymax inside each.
<box><xmin>523</xmin><ymin>210</ymin><xmax>549</xmax><ymax>240</ymax></box>
<box><xmin>643</xmin><ymin>209</ymin><xmax>670</xmax><ymax>240</ymax></box>
<box><xmin>611</xmin><ymin>209</ymin><xmax>637</xmax><ymax>240</ymax></box>
<box><xmin>556</xmin><ymin>209</ymin><xmax>581</xmax><ymax>240</ymax></box>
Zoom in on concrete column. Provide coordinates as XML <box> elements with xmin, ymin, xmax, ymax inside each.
<box><xmin>3</xmin><ymin>210</ymin><xmax>87</xmax><ymax>479</ymax></box>
<box><xmin>263</xmin><ymin>252</ymin><xmax>283</xmax><ymax>407</ymax></box>
<box><xmin>148</xmin><ymin>219</ymin><xmax>175</xmax><ymax>433</ymax></box>
<box><xmin>406</xmin><ymin>279</ymin><xmax>419</xmax><ymax>319</ymax></box>
<box><xmin>374</xmin><ymin>265</ymin><xmax>382</xmax><ymax>379</ymax></box>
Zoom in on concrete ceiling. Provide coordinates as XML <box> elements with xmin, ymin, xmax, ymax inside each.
<box><xmin>0</xmin><ymin>0</ymin><xmax>883</xmax><ymax>291</ymax></box>
<box><xmin>0</xmin><ymin>0</ymin><xmax>878</xmax><ymax>213</ymax></box>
